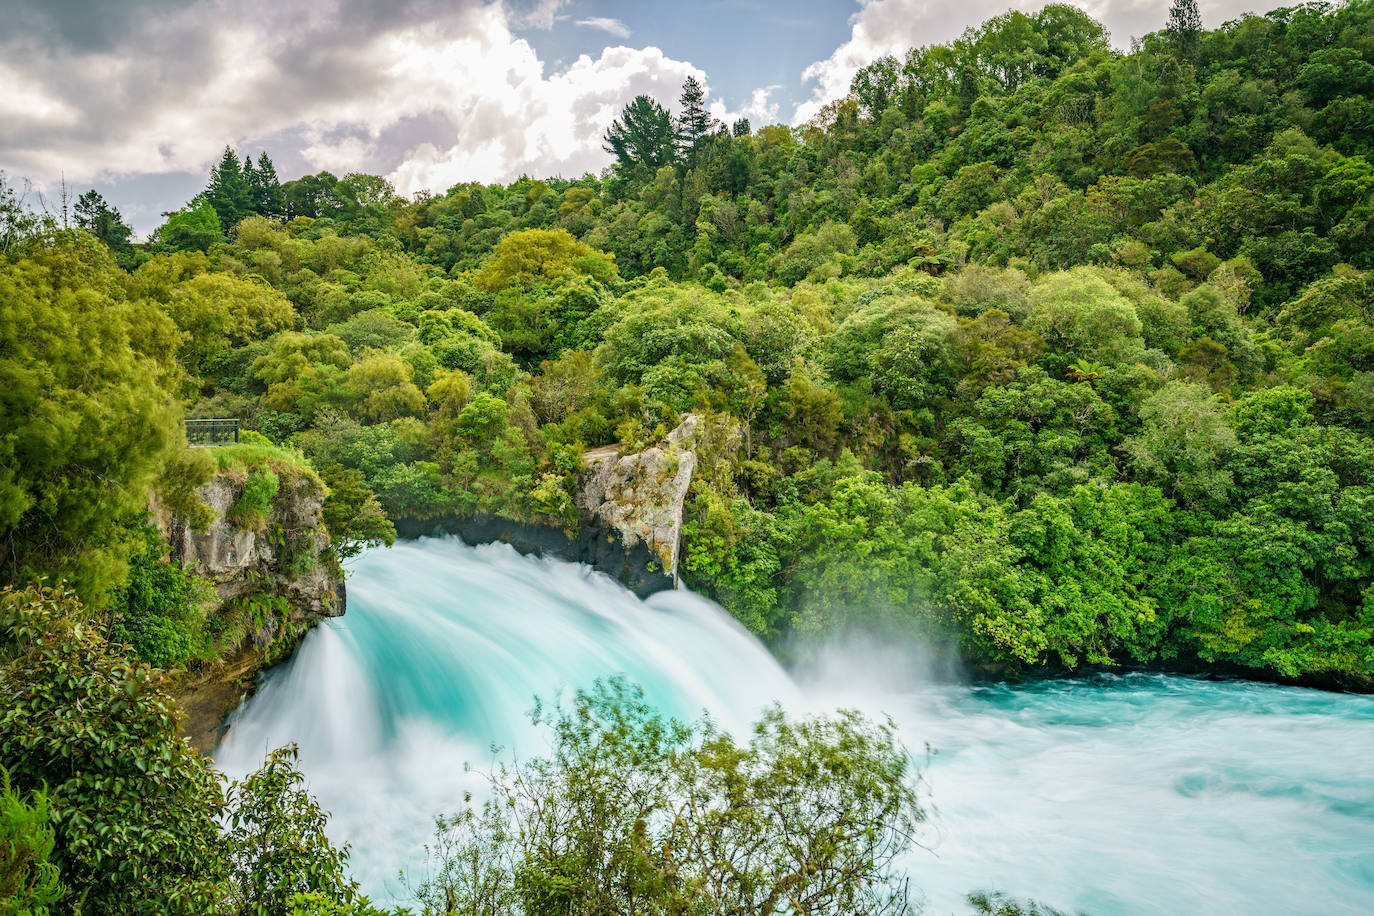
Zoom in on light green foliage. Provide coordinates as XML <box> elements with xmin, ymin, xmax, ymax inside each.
<box><xmin>0</xmin><ymin>766</ymin><xmax>64</xmax><ymax>915</ymax></box>
<box><xmin>253</xmin><ymin>332</ymin><xmax>352</xmax><ymax>417</ymax></box>
<box><xmin>966</xmin><ymin>891</ymin><xmax>1073</xmax><ymax>916</ymax></box>
<box><xmin>164</xmin><ymin>272</ymin><xmax>296</xmax><ymax>369</ymax></box>
<box><xmin>1026</xmin><ymin>269</ymin><xmax>1145</xmax><ymax>367</ymax></box>
<box><xmin>227</xmin><ymin>467</ymin><xmax>281</xmax><ymax>531</ymax></box>
<box><xmin>0</xmin><ymin>237</ymin><xmax>183</xmax><ymax>606</ymax></box>
<box><xmin>154</xmin><ymin>446</ymin><xmax>218</xmax><ymax>532</ymax></box>
<box><xmin>410</xmin><ymin>678</ymin><xmax>923</xmax><ymax>916</ymax></box>
<box><xmin>1125</xmin><ymin>382</ymin><xmax>1236</xmax><ymax>506</ymax></box>
<box><xmin>826</xmin><ymin>293</ymin><xmax>958</xmax><ymax>411</ymax></box>
<box><xmin>473</xmin><ymin>227</ymin><xmax>617</xmax><ymax>292</ymax></box>
<box><xmin>341</xmin><ymin>351</ymin><xmax>425</xmax><ymax>422</ymax></box>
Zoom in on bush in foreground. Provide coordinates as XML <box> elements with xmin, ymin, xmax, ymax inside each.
<box><xmin>409</xmin><ymin>677</ymin><xmax>925</xmax><ymax>916</ymax></box>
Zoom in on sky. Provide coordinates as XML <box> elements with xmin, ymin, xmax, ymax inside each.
<box><xmin>0</xmin><ymin>0</ymin><xmax>1293</xmax><ymax>236</ymax></box>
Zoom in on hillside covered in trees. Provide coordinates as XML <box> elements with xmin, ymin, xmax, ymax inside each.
<box><xmin>4</xmin><ymin>0</ymin><xmax>1374</xmax><ymax>911</ymax></box>
<box><xmin>5</xmin><ymin>0</ymin><xmax>1374</xmax><ymax>690</ymax></box>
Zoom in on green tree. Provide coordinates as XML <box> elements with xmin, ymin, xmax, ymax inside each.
<box><xmin>319</xmin><ymin>466</ymin><xmax>396</xmax><ymax>560</ymax></box>
<box><xmin>72</xmin><ymin>190</ymin><xmax>133</xmax><ymax>255</ymax></box>
<box><xmin>250</xmin><ymin>152</ymin><xmax>285</xmax><ymax>219</ymax></box>
<box><xmin>225</xmin><ymin>745</ymin><xmax>367</xmax><ymax>916</ymax></box>
<box><xmin>603</xmin><ymin>96</ymin><xmax>679</xmax><ymax>174</ymax></box>
<box><xmin>1124</xmin><ymin>381</ymin><xmax>1237</xmax><ymax>507</ymax></box>
<box><xmin>0</xmin><ymin>238</ymin><xmax>183</xmax><ymax>605</ymax></box>
<box><xmin>206</xmin><ymin>145</ymin><xmax>253</xmax><ymax>229</ymax></box>
<box><xmin>1166</xmin><ymin>0</ymin><xmax>1202</xmax><ymax>56</ymax></box>
<box><xmin>151</xmin><ymin>197</ymin><xmax>223</xmax><ymax>252</ymax></box>
<box><xmin>411</xmin><ymin>678</ymin><xmax>924</xmax><ymax>916</ymax></box>
<box><xmin>677</xmin><ymin>75</ymin><xmax>715</xmax><ymax>157</ymax></box>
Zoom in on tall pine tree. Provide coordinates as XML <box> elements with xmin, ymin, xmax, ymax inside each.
<box><xmin>603</xmin><ymin>96</ymin><xmax>678</xmax><ymax>175</ymax></box>
<box><xmin>205</xmin><ymin>146</ymin><xmax>252</xmax><ymax>229</ymax></box>
<box><xmin>677</xmin><ymin>76</ymin><xmax>714</xmax><ymax>158</ymax></box>
<box><xmin>253</xmin><ymin>152</ymin><xmax>284</xmax><ymax>219</ymax></box>
<box><xmin>1167</xmin><ymin>0</ymin><xmax>1202</xmax><ymax>57</ymax></box>
<box><xmin>73</xmin><ymin>190</ymin><xmax>133</xmax><ymax>254</ymax></box>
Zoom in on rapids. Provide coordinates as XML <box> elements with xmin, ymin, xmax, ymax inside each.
<box><xmin>215</xmin><ymin>537</ymin><xmax>1374</xmax><ymax>914</ymax></box>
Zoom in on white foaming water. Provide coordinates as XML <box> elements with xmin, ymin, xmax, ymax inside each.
<box><xmin>216</xmin><ymin>537</ymin><xmax>1374</xmax><ymax>914</ymax></box>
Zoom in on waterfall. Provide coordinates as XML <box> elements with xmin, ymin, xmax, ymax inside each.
<box><xmin>215</xmin><ymin>536</ymin><xmax>1374</xmax><ymax>914</ymax></box>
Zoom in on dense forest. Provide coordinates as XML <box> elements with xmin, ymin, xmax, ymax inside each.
<box><xmin>3</xmin><ymin>0</ymin><xmax>1374</xmax><ymax>910</ymax></box>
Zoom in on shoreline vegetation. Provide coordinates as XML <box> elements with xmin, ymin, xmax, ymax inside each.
<box><xmin>2</xmin><ymin>0</ymin><xmax>1374</xmax><ymax>911</ymax></box>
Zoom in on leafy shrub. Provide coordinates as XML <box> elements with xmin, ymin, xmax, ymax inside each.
<box><xmin>411</xmin><ymin>677</ymin><xmax>924</xmax><ymax>915</ymax></box>
<box><xmin>106</xmin><ymin>527</ymin><xmax>210</xmax><ymax>668</ymax></box>
<box><xmin>225</xmin><ymin>745</ymin><xmax>365</xmax><ymax>916</ymax></box>
<box><xmin>227</xmin><ymin>467</ymin><xmax>281</xmax><ymax>530</ymax></box>
<box><xmin>0</xmin><ymin>586</ymin><xmax>227</xmax><ymax>914</ymax></box>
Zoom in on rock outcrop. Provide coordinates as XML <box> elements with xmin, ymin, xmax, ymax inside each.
<box><xmin>397</xmin><ymin>415</ymin><xmax>701</xmax><ymax>597</ymax></box>
<box><xmin>153</xmin><ymin>458</ymin><xmax>343</xmax><ymax>750</ymax></box>
<box><xmin>577</xmin><ymin>414</ymin><xmax>698</xmax><ymax>583</ymax></box>
<box><xmin>158</xmin><ymin>472</ymin><xmax>343</xmax><ymax>629</ymax></box>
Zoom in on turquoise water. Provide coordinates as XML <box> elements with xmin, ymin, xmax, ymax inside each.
<box><xmin>216</xmin><ymin>537</ymin><xmax>1374</xmax><ymax>914</ymax></box>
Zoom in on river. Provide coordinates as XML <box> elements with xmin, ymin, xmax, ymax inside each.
<box><xmin>214</xmin><ymin>536</ymin><xmax>1374</xmax><ymax>914</ymax></box>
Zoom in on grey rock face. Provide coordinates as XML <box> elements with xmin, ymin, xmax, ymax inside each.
<box><xmin>157</xmin><ymin>469</ymin><xmax>344</xmax><ymax>624</ymax></box>
<box><xmin>578</xmin><ymin>414</ymin><xmax>699</xmax><ymax>582</ymax></box>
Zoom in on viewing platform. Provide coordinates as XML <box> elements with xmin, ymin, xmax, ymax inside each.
<box><xmin>186</xmin><ymin>418</ymin><xmax>240</xmax><ymax>446</ymax></box>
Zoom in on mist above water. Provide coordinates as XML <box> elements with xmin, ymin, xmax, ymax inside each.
<box><xmin>215</xmin><ymin>537</ymin><xmax>1374</xmax><ymax>914</ymax></box>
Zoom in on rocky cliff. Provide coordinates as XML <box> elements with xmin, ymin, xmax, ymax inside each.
<box><xmin>577</xmin><ymin>414</ymin><xmax>698</xmax><ymax>584</ymax></box>
<box><xmin>158</xmin><ymin>471</ymin><xmax>343</xmax><ymax>628</ymax></box>
<box><xmin>154</xmin><ymin>454</ymin><xmax>343</xmax><ymax>749</ymax></box>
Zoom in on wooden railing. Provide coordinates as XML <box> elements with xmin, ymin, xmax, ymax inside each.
<box><xmin>186</xmin><ymin>418</ymin><xmax>240</xmax><ymax>446</ymax></box>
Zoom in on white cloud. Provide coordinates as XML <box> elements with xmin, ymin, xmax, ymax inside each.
<box><xmin>387</xmin><ymin>39</ymin><xmax>701</xmax><ymax>192</ymax></box>
<box><xmin>709</xmin><ymin>85</ymin><xmax>782</xmax><ymax>129</ymax></box>
<box><xmin>0</xmin><ymin>0</ymin><xmax>705</xmax><ymax>204</ymax></box>
<box><xmin>518</xmin><ymin>0</ymin><xmax>569</xmax><ymax>30</ymax></box>
<box><xmin>575</xmin><ymin>17</ymin><xmax>631</xmax><ymax>39</ymax></box>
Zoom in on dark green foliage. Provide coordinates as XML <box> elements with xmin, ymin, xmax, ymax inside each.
<box><xmin>320</xmin><ymin>465</ymin><xmax>396</xmax><ymax>560</ymax></box>
<box><xmin>250</xmin><ymin>152</ymin><xmax>285</xmax><ymax>219</ymax></box>
<box><xmin>603</xmin><ymin>95</ymin><xmax>678</xmax><ymax>175</ymax></box>
<box><xmin>1167</xmin><ymin>0</ymin><xmax>1202</xmax><ymax>56</ymax></box>
<box><xmin>0</xmin><ymin>587</ymin><xmax>377</xmax><ymax>915</ymax></box>
<box><xmin>72</xmin><ymin>190</ymin><xmax>133</xmax><ymax>264</ymax></box>
<box><xmin>410</xmin><ymin>678</ymin><xmax>923</xmax><ymax>915</ymax></box>
<box><xmin>0</xmin><ymin>586</ymin><xmax>227</xmax><ymax>915</ymax></box>
<box><xmin>207</xmin><ymin>146</ymin><xmax>254</xmax><ymax>229</ymax></box>
<box><xmin>105</xmin><ymin>526</ymin><xmax>210</xmax><ymax>669</ymax></box>
<box><xmin>225</xmin><ymin>745</ymin><xmax>366</xmax><ymax>916</ymax></box>
<box><xmin>677</xmin><ymin>75</ymin><xmax>715</xmax><ymax>156</ymax></box>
